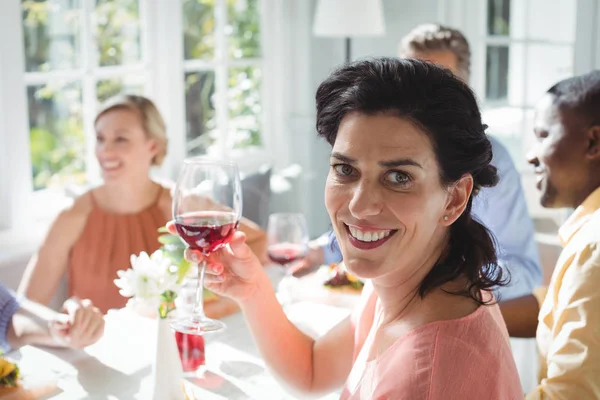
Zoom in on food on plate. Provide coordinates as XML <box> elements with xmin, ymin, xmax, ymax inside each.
<box><xmin>0</xmin><ymin>356</ymin><xmax>20</xmax><ymax>394</ymax></box>
<box><xmin>322</xmin><ymin>263</ymin><xmax>364</xmax><ymax>293</ymax></box>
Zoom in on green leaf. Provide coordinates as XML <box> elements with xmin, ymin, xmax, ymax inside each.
<box><xmin>176</xmin><ymin>259</ymin><xmax>193</xmax><ymax>283</ymax></box>
<box><xmin>158</xmin><ymin>234</ymin><xmax>182</xmax><ymax>245</ymax></box>
<box><xmin>157</xmin><ymin>226</ymin><xmax>169</xmax><ymax>233</ymax></box>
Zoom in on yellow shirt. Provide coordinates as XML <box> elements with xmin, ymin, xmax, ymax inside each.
<box><xmin>526</xmin><ymin>187</ymin><xmax>600</xmax><ymax>399</ymax></box>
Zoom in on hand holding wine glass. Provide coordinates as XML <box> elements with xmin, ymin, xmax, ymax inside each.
<box><xmin>170</xmin><ymin>158</ymin><xmax>243</xmax><ymax>334</ymax></box>
<box><xmin>165</xmin><ymin>226</ymin><xmax>269</xmax><ymax>301</ymax></box>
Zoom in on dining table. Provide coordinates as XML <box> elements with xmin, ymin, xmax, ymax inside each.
<box><xmin>4</xmin><ymin>266</ymin><xmax>539</xmax><ymax>399</ymax></box>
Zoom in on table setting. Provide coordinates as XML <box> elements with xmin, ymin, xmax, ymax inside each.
<box><xmin>0</xmin><ymin>157</ymin><xmax>538</xmax><ymax>398</ymax></box>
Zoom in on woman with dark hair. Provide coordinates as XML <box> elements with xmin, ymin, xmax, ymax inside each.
<box><xmin>169</xmin><ymin>58</ymin><xmax>523</xmax><ymax>398</ymax></box>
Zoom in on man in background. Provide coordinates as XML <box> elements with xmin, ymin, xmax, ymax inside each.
<box><xmin>303</xmin><ymin>24</ymin><xmax>542</xmax><ymax>301</ymax></box>
<box><xmin>502</xmin><ymin>70</ymin><xmax>600</xmax><ymax>398</ymax></box>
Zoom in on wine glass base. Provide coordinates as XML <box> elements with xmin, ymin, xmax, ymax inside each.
<box><xmin>170</xmin><ymin>317</ymin><xmax>226</xmax><ymax>335</ymax></box>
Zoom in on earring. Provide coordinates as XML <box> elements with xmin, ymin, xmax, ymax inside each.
<box><xmin>443</xmin><ymin>216</ymin><xmax>449</xmax><ymax>221</ymax></box>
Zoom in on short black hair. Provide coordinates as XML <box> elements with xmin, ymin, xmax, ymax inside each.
<box><xmin>547</xmin><ymin>70</ymin><xmax>600</xmax><ymax>126</ymax></box>
<box><xmin>316</xmin><ymin>57</ymin><xmax>506</xmax><ymax>304</ymax></box>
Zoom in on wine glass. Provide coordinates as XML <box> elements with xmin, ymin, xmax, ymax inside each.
<box><xmin>267</xmin><ymin>213</ymin><xmax>309</xmax><ymax>305</ymax></box>
<box><xmin>171</xmin><ymin>158</ymin><xmax>242</xmax><ymax>334</ymax></box>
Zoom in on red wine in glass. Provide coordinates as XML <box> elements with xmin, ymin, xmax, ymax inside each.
<box><xmin>268</xmin><ymin>243</ymin><xmax>307</xmax><ymax>266</ymax></box>
<box><xmin>175</xmin><ymin>211</ymin><xmax>239</xmax><ymax>255</ymax></box>
<box><xmin>175</xmin><ymin>331</ymin><xmax>205</xmax><ymax>373</ymax></box>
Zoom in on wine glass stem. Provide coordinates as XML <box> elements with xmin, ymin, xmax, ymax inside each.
<box><xmin>192</xmin><ymin>260</ymin><xmax>206</xmax><ymax>319</ymax></box>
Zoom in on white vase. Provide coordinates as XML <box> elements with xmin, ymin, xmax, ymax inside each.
<box><xmin>151</xmin><ymin>318</ymin><xmax>185</xmax><ymax>400</ymax></box>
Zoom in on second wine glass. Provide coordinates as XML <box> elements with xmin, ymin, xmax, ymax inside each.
<box><xmin>267</xmin><ymin>213</ymin><xmax>309</xmax><ymax>305</ymax></box>
<box><xmin>171</xmin><ymin>158</ymin><xmax>242</xmax><ymax>335</ymax></box>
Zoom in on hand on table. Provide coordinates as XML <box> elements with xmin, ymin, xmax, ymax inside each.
<box><xmin>166</xmin><ymin>221</ymin><xmax>268</xmax><ymax>303</ymax></box>
<box><xmin>287</xmin><ymin>240</ymin><xmax>325</xmax><ymax>276</ymax></box>
<box><xmin>50</xmin><ymin>298</ymin><xmax>104</xmax><ymax>349</ymax></box>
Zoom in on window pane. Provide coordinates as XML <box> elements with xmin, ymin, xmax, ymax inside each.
<box><xmin>96</xmin><ymin>75</ymin><xmax>145</xmax><ymax>104</ymax></box>
<box><xmin>485</xmin><ymin>45</ymin><xmax>509</xmax><ymax>102</ymax></box>
<box><xmin>95</xmin><ymin>0</ymin><xmax>141</xmax><ymax>67</ymax></box>
<box><xmin>527</xmin><ymin>0</ymin><xmax>576</xmax><ymax>42</ymax></box>
<box><xmin>227</xmin><ymin>0</ymin><xmax>261</xmax><ymax>59</ymax></box>
<box><xmin>22</xmin><ymin>0</ymin><xmax>81</xmax><ymax>72</ymax></box>
<box><xmin>183</xmin><ymin>0</ymin><xmax>215</xmax><ymax>61</ymax></box>
<box><xmin>27</xmin><ymin>82</ymin><xmax>85</xmax><ymax>190</ymax></box>
<box><xmin>525</xmin><ymin>44</ymin><xmax>573</xmax><ymax>107</ymax></box>
<box><xmin>487</xmin><ymin>0</ymin><xmax>510</xmax><ymax>36</ymax></box>
<box><xmin>228</xmin><ymin>66</ymin><xmax>261</xmax><ymax>148</ymax></box>
<box><xmin>185</xmin><ymin>71</ymin><xmax>216</xmax><ymax>155</ymax></box>
<box><xmin>484</xmin><ymin>107</ymin><xmax>526</xmax><ymax>166</ymax></box>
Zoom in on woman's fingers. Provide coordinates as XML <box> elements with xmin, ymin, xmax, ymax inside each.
<box><xmin>184</xmin><ymin>248</ymin><xmax>204</xmax><ymax>263</ymax></box>
<box><xmin>166</xmin><ymin>220</ymin><xmax>177</xmax><ymax>234</ymax></box>
<box><xmin>60</xmin><ymin>298</ymin><xmax>105</xmax><ymax>348</ymax></box>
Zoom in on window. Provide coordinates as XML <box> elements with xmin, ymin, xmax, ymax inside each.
<box><xmin>481</xmin><ymin>0</ymin><xmax>577</xmax><ymax>169</ymax></box>
<box><xmin>0</xmin><ymin>0</ymin><xmax>277</xmax><ymax>233</ymax></box>
<box><xmin>22</xmin><ymin>0</ymin><xmax>145</xmax><ymax>191</ymax></box>
<box><xmin>182</xmin><ymin>0</ymin><xmax>263</xmax><ymax>156</ymax></box>
<box><xmin>20</xmin><ymin>0</ymin><xmax>265</xmax><ymax>191</ymax></box>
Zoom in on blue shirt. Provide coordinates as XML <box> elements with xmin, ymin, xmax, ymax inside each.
<box><xmin>0</xmin><ymin>284</ymin><xmax>19</xmax><ymax>353</ymax></box>
<box><xmin>320</xmin><ymin>137</ymin><xmax>542</xmax><ymax>301</ymax></box>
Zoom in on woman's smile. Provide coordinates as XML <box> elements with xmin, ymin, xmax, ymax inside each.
<box><xmin>344</xmin><ymin>223</ymin><xmax>398</xmax><ymax>250</ymax></box>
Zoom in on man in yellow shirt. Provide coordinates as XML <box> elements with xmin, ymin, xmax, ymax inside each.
<box><xmin>501</xmin><ymin>70</ymin><xmax>600</xmax><ymax>398</ymax></box>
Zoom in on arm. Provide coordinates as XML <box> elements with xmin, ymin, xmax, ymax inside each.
<box><xmin>472</xmin><ymin>138</ymin><xmax>542</xmax><ymax>300</ymax></box>
<box><xmin>177</xmin><ymin>227</ymin><xmax>356</xmax><ymax>395</ymax></box>
<box><xmin>18</xmin><ymin>201</ymin><xmax>89</xmax><ymax>305</ymax></box>
<box><xmin>526</xmin><ymin>246</ymin><xmax>600</xmax><ymax>399</ymax></box>
<box><xmin>0</xmin><ymin>286</ymin><xmax>20</xmax><ymax>353</ymax></box>
<box><xmin>498</xmin><ymin>294</ymin><xmax>540</xmax><ymax>338</ymax></box>
<box><xmin>241</xmin><ymin>275</ymin><xmax>355</xmax><ymax>395</ymax></box>
<box><xmin>7</xmin><ymin>296</ymin><xmax>105</xmax><ymax>350</ymax></box>
<box><xmin>290</xmin><ymin>231</ymin><xmax>343</xmax><ymax>276</ymax></box>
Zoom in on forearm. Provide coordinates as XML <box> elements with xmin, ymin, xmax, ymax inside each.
<box><xmin>499</xmin><ymin>294</ymin><xmax>539</xmax><ymax>338</ymax></box>
<box><xmin>7</xmin><ymin>312</ymin><xmax>63</xmax><ymax>349</ymax></box>
<box><xmin>240</xmin><ymin>276</ymin><xmax>316</xmax><ymax>393</ymax></box>
<box><xmin>18</xmin><ymin>255</ymin><xmax>63</xmax><ymax>305</ymax></box>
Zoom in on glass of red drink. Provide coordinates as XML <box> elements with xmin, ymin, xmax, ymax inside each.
<box><xmin>175</xmin><ymin>330</ymin><xmax>206</xmax><ymax>376</ymax></box>
<box><xmin>267</xmin><ymin>213</ymin><xmax>309</xmax><ymax>305</ymax></box>
<box><xmin>171</xmin><ymin>158</ymin><xmax>242</xmax><ymax>335</ymax></box>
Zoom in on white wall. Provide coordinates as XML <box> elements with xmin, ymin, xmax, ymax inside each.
<box><xmin>295</xmin><ymin>0</ymin><xmax>440</xmax><ymax>237</ymax></box>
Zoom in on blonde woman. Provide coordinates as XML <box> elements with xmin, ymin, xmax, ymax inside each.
<box><xmin>19</xmin><ymin>94</ymin><xmax>266</xmax><ymax>313</ymax></box>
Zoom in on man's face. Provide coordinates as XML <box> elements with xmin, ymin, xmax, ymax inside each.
<box><xmin>527</xmin><ymin>94</ymin><xmax>592</xmax><ymax>208</ymax></box>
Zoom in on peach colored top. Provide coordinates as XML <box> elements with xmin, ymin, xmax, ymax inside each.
<box><xmin>69</xmin><ymin>188</ymin><xmax>168</xmax><ymax>313</ymax></box>
<box><xmin>340</xmin><ymin>283</ymin><xmax>523</xmax><ymax>400</ymax></box>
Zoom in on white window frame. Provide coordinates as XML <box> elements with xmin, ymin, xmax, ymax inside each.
<box><xmin>0</xmin><ymin>0</ymin><xmax>286</xmax><ymax>237</ymax></box>
<box><xmin>438</xmin><ymin>0</ymin><xmax>596</xmax><ymax>223</ymax></box>
<box><xmin>148</xmin><ymin>0</ymin><xmax>289</xmax><ymax>178</ymax></box>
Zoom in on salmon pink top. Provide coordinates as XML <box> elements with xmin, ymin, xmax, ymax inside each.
<box><xmin>69</xmin><ymin>188</ymin><xmax>168</xmax><ymax>313</ymax></box>
<box><xmin>340</xmin><ymin>282</ymin><xmax>523</xmax><ymax>399</ymax></box>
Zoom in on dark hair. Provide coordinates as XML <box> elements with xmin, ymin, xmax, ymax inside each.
<box><xmin>547</xmin><ymin>70</ymin><xmax>600</xmax><ymax>126</ymax></box>
<box><xmin>316</xmin><ymin>57</ymin><xmax>506</xmax><ymax>304</ymax></box>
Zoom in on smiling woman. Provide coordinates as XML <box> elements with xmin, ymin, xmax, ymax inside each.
<box><xmin>167</xmin><ymin>57</ymin><xmax>524</xmax><ymax>399</ymax></box>
<box><xmin>17</xmin><ymin>94</ymin><xmax>267</xmax><ymax>314</ymax></box>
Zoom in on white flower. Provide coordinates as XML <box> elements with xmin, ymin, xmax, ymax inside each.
<box><xmin>114</xmin><ymin>250</ymin><xmax>180</xmax><ymax>301</ymax></box>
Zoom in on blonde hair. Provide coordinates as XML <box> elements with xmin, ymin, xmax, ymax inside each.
<box><xmin>95</xmin><ymin>94</ymin><xmax>168</xmax><ymax>166</ymax></box>
<box><xmin>399</xmin><ymin>24</ymin><xmax>471</xmax><ymax>82</ymax></box>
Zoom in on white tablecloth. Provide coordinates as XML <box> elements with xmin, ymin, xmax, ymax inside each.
<box><xmin>6</xmin><ymin>268</ymin><xmax>539</xmax><ymax>398</ymax></box>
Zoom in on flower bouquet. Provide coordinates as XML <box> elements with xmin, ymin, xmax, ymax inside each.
<box><xmin>114</xmin><ymin>250</ymin><xmax>185</xmax><ymax>400</ymax></box>
<box><xmin>157</xmin><ymin>227</ymin><xmax>219</xmax><ymax>305</ymax></box>
<box><xmin>114</xmin><ymin>250</ymin><xmax>180</xmax><ymax>319</ymax></box>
